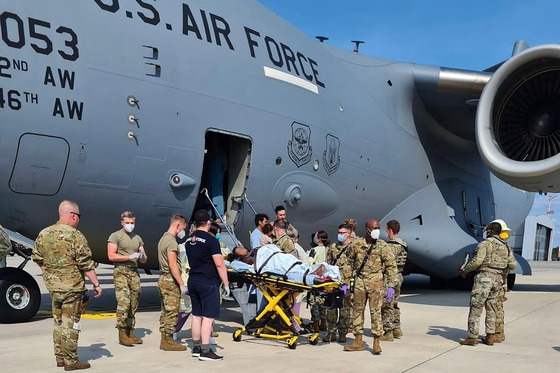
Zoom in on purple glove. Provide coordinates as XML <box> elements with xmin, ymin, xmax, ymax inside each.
<box><xmin>386</xmin><ymin>287</ymin><xmax>394</xmax><ymax>301</ymax></box>
<box><xmin>340</xmin><ymin>284</ymin><xmax>349</xmax><ymax>294</ymax></box>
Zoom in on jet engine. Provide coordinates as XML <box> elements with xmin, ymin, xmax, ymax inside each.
<box><xmin>476</xmin><ymin>44</ymin><xmax>560</xmax><ymax>193</ymax></box>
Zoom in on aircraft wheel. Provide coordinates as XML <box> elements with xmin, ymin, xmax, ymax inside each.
<box><xmin>0</xmin><ymin>267</ymin><xmax>41</xmax><ymax>323</ymax></box>
<box><xmin>429</xmin><ymin>276</ymin><xmax>446</xmax><ymax>290</ymax></box>
<box><xmin>507</xmin><ymin>273</ymin><xmax>516</xmax><ymax>290</ymax></box>
<box><xmin>287</xmin><ymin>336</ymin><xmax>298</xmax><ymax>349</ymax></box>
<box><xmin>233</xmin><ymin>329</ymin><xmax>243</xmax><ymax>342</ymax></box>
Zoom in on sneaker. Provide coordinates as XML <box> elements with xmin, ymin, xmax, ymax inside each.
<box><xmin>209</xmin><ymin>337</ymin><xmax>217</xmax><ymax>345</ymax></box>
<box><xmin>191</xmin><ymin>346</ymin><xmax>201</xmax><ymax>357</ymax></box>
<box><xmin>198</xmin><ymin>350</ymin><xmax>223</xmax><ymax>361</ymax></box>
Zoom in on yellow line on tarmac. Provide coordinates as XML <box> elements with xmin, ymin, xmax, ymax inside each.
<box><xmin>82</xmin><ymin>312</ymin><xmax>116</xmax><ymax>319</ymax></box>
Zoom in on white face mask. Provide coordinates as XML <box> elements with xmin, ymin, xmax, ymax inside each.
<box><xmin>177</xmin><ymin>230</ymin><xmax>186</xmax><ymax>239</ymax></box>
<box><xmin>370</xmin><ymin>229</ymin><xmax>380</xmax><ymax>240</ymax></box>
<box><xmin>123</xmin><ymin>223</ymin><xmax>135</xmax><ymax>233</ymax></box>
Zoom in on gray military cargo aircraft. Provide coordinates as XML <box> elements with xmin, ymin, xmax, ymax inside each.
<box><xmin>0</xmin><ymin>0</ymin><xmax>552</xmax><ymax>323</ymax></box>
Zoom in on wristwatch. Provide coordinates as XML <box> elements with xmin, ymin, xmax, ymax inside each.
<box><xmin>93</xmin><ymin>283</ymin><xmax>100</xmax><ymax>288</ymax></box>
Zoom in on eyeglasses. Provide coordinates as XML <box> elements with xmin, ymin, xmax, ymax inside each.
<box><xmin>70</xmin><ymin>212</ymin><xmax>81</xmax><ymax>218</ymax></box>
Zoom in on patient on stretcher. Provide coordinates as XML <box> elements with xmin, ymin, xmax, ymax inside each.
<box><xmin>228</xmin><ymin>244</ymin><xmax>341</xmax><ymax>285</ymax></box>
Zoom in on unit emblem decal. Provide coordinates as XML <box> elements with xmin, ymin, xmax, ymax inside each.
<box><xmin>288</xmin><ymin>122</ymin><xmax>312</xmax><ymax>167</ymax></box>
<box><xmin>323</xmin><ymin>134</ymin><xmax>340</xmax><ymax>175</ymax></box>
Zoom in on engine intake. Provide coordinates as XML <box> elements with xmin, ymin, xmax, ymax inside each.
<box><xmin>476</xmin><ymin>44</ymin><xmax>560</xmax><ymax>192</ymax></box>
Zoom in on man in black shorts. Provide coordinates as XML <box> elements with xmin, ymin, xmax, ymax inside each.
<box><xmin>186</xmin><ymin>210</ymin><xmax>230</xmax><ymax>361</ymax></box>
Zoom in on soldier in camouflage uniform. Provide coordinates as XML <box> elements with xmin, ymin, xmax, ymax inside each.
<box><xmin>272</xmin><ymin>219</ymin><xmax>296</xmax><ymax>257</ymax></box>
<box><xmin>460</xmin><ymin>221</ymin><xmax>510</xmax><ymax>346</ymax></box>
<box><xmin>157</xmin><ymin>214</ymin><xmax>188</xmax><ymax>351</ymax></box>
<box><xmin>344</xmin><ymin>219</ymin><xmax>396</xmax><ymax>355</ymax></box>
<box><xmin>488</xmin><ymin>219</ymin><xmax>516</xmax><ymax>343</ymax></box>
<box><xmin>380</xmin><ymin>219</ymin><xmax>408</xmax><ymax>341</ymax></box>
<box><xmin>323</xmin><ymin>223</ymin><xmax>355</xmax><ymax>343</ymax></box>
<box><xmin>32</xmin><ymin>200</ymin><xmax>102</xmax><ymax>371</ymax></box>
<box><xmin>107</xmin><ymin>211</ymin><xmax>147</xmax><ymax>346</ymax></box>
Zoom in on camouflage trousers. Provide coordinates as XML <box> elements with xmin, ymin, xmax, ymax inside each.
<box><xmin>326</xmin><ymin>290</ymin><xmax>352</xmax><ymax>334</ymax></box>
<box><xmin>51</xmin><ymin>291</ymin><xmax>84</xmax><ymax>366</ymax></box>
<box><xmin>113</xmin><ymin>266</ymin><xmax>141</xmax><ymax>329</ymax></box>
<box><xmin>382</xmin><ymin>273</ymin><xmax>403</xmax><ymax>332</ymax></box>
<box><xmin>467</xmin><ymin>271</ymin><xmax>503</xmax><ymax>338</ymax></box>
<box><xmin>493</xmin><ymin>283</ymin><xmax>507</xmax><ymax>334</ymax></box>
<box><xmin>157</xmin><ymin>273</ymin><xmax>180</xmax><ymax>334</ymax></box>
<box><xmin>352</xmin><ymin>277</ymin><xmax>384</xmax><ymax>337</ymax></box>
<box><xmin>309</xmin><ymin>293</ymin><xmax>327</xmax><ymax>323</ymax></box>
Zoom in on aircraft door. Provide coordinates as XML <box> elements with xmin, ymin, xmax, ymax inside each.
<box><xmin>9</xmin><ymin>134</ymin><xmax>69</xmax><ymax>196</ymax></box>
<box><xmin>195</xmin><ymin>130</ymin><xmax>252</xmax><ymax>228</ymax></box>
<box><xmin>437</xmin><ymin>178</ymin><xmax>494</xmax><ymax>239</ymax></box>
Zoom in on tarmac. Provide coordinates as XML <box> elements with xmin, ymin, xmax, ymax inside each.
<box><xmin>2</xmin><ymin>257</ymin><xmax>560</xmax><ymax>373</ymax></box>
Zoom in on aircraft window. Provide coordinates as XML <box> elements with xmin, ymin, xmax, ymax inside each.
<box><xmin>313</xmin><ymin>159</ymin><xmax>319</xmax><ymax>171</ymax></box>
<box><xmin>276</xmin><ymin>157</ymin><xmax>282</xmax><ymax>165</ymax></box>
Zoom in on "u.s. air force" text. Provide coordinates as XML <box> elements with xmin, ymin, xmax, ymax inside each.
<box><xmin>93</xmin><ymin>0</ymin><xmax>325</xmax><ymax>88</ymax></box>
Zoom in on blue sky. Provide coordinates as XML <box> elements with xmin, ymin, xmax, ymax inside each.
<box><xmin>259</xmin><ymin>0</ymin><xmax>560</xmax><ymax>246</ymax></box>
<box><xmin>259</xmin><ymin>0</ymin><xmax>560</xmax><ymax>70</ymax></box>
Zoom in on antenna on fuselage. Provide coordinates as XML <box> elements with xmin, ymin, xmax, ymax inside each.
<box><xmin>351</xmin><ymin>40</ymin><xmax>364</xmax><ymax>53</ymax></box>
<box><xmin>316</xmin><ymin>36</ymin><xmax>329</xmax><ymax>43</ymax></box>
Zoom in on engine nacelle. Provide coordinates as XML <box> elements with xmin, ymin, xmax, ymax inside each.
<box><xmin>476</xmin><ymin>44</ymin><xmax>560</xmax><ymax>193</ymax></box>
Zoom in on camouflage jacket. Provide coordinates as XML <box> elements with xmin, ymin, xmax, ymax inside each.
<box><xmin>274</xmin><ymin>234</ymin><xmax>296</xmax><ymax>257</ymax></box>
<box><xmin>32</xmin><ymin>221</ymin><xmax>95</xmax><ymax>292</ymax></box>
<box><xmin>386</xmin><ymin>236</ymin><xmax>407</xmax><ymax>273</ymax></box>
<box><xmin>346</xmin><ymin>238</ymin><xmax>397</xmax><ymax>288</ymax></box>
<box><xmin>326</xmin><ymin>241</ymin><xmax>353</xmax><ymax>283</ymax></box>
<box><xmin>463</xmin><ymin>236</ymin><xmax>510</xmax><ymax>275</ymax></box>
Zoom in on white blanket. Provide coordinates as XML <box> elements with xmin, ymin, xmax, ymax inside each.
<box><xmin>230</xmin><ymin>244</ymin><xmax>341</xmax><ymax>285</ymax></box>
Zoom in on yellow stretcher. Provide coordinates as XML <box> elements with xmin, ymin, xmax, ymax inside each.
<box><xmin>230</xmin><ymin>271</ymin><xmax>344</xmax><ymax>349</ymax></box>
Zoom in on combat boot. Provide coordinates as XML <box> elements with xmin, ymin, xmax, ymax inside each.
<box><xmin>126</xmin><ymin>329</ymin><xmax>143</xmax><ymax>344</ymax></box>
<box><xmin>319</xmin><ymin>319</ymin><xmax>327</xmax><ymax>331</ymax></box>
<box><xmin>343</xmin><ymin>334</ymin><xmax>364</xmax><ymax>351</ymax></box>
<box><xmin>459</xmin><ymin>338</ymin><xmax>478</xmax><ymax>346</ymax></box>
<box><xmin>483</xmin><ymin>334</ymin><xmax>495</xmax><ymax>346</ymax></box>
<box><xmin>380</xmin><ymin>330</ymin><xmax>394</xmax><ymax>342</ymax></box>
<box><xmin>393</xmin><ymin>328</ymin><xmax>403</xmax><ymax>338</ymax></box>
<box><xmin>64</xmin><ymin>361</ymin><xmax>90</xmax><ymax>371</ymax></box>
<box><xmin>494</xmin><ymin>331</ymin><xmax>504</xmax><ymax>343</ymax></box>
<box><xmin>118</xmin><ymin>328</ymin><xmax>134</xmax><ymax>347</ymax></box>
<box><xmin>373</xmin><ymin>336</ymin><xmax>382</xmax><ymax>355</ymax></box>
<box><xmin>159</xmin><ymin>332</ymin><xmax>187</xmax><ymax>351</ymax></box>
<box><xmin>322</xmin><ymin>332</ymin><xmax>336</xmax><ymax>342</ymax></box>
<box><xmin>56</xmin><ymin>360</ymin><xmax>65</xmax><ymax>368</ymax></box>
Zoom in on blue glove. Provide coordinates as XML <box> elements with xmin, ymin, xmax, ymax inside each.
<box><xmin>386</xmin><ymin>287</ymin><xmax>394</xmax><ymax>301</ymax></box>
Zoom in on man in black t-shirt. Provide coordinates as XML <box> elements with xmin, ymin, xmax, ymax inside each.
<box><xmin>186</xmin><ymin>210</ymin><xmax>230</xmax><ymax>361</ymax></box>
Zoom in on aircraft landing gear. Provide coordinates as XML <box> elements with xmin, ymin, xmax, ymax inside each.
<box><xmin>429</xmin><ymin>276</ymin><xmax>446</xmax><ymax>290</ymax></box>
<box><xmin>0</xmin><ymin>267</ymin><xmax>41</xmax><ymax>323</ymax></box>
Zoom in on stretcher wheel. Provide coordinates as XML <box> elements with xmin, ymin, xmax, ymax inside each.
<box><xmin>287</xmin><ymin>336</ymin><xmax>298</xmax><ymax>349</ymax></box>
<box><xmin>308</xmin><ymin>333</ymin><xmax>319</xmax><ymax>345</ymax></box>
<box><xmin>233</xmin><ymin>329</ymin><xmax>243</xmax><ymax>342</ymax></box>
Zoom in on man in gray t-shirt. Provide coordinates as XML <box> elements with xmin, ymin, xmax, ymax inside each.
<box><xmin>107</xmin><ymin>211</ymin><xmax>147</xmax><ymax>346</ymax></box>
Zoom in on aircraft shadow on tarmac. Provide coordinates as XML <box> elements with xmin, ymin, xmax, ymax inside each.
<box><xmin>510</xmin><ymin>283</ymin><xmax>560</xmax><ymax>292</ymax></box>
